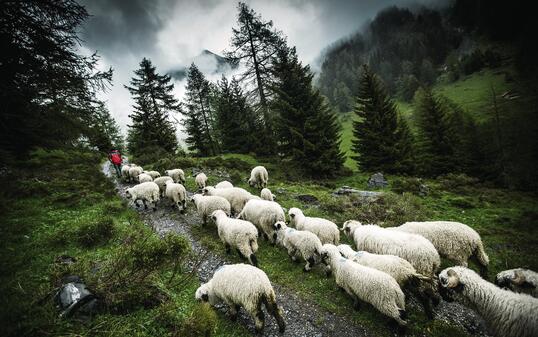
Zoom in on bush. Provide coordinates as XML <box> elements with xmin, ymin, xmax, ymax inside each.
<box><xmin>392</xmin><ymin>177</ymin><xmax>427</xmax><ymax>195</ymax></box>
<box><xmin>438</xmin><ymin>173</ymin><xmax>479</xmax><ymax>193</ymax></box>
<box><xmin>76</xmin><ymin>216</ymin><xmax>115</xmax><ymax>247</ymax></box>
<box><xmin>178</xmin><ymin>302</ymin><xmax>217</xmax><ymax>337</ymax></box>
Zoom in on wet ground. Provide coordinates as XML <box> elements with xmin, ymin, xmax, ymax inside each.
<box><xmin>103</xmin><ymin>162</ymin><xmax>491</xmax><ymax>337</ymax></box>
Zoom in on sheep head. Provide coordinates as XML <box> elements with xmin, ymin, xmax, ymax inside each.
<box><xmin>439</xmin><ymin>268</ymin><xmax>465</xmax><ymax>302</ymax></box>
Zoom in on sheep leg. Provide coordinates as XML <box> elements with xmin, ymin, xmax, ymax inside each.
<box><xmin>303</xmin><ymin>256</ymin><xmax>315</xmax><ymax>272</ymax></box>
<box><xmin>225</xmin><ymin>243</ymin><xmax>231</xmax><ymax>254</ymax></box>
<box><xmin>142</xmin><ymin>199</ymin><xmax>148</xmax><ymax>210</ymax></box>
<box><xmin>229</xmin><ymin>304</ymin><xmax>240</xmax><ymax>321</ymax></box>
<box><xmin>251</xmin><ymin>300</ymin><xmax>265</xmax><ymax>333</ymax></box>
<box><xmin>202</xmin><ymin>215</ymin><xmax>207</xmax><ymax>226</ymax></box>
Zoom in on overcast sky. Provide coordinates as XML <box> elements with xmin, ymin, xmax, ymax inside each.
<box><xmin>78</xmin><ymin>0</ymin><xmax>445</xmax><ymax>134</ymax></box>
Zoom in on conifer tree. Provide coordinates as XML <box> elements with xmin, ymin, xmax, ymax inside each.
<box><xmin>351</xmin><ymin>64</ymin><xmax>414</xmax><ymax>173</ymax></box>
<box><xmin>182</xmin><ymin>63</ymin><xmax>218</xmax><ymax>156</ymax></box>
<box><xmin>272</xmin><ymin>46</ymin><xmax>344</xmax><ymax>177</ymax></box>
<box><xmin>414</xmin><ymin>87</ymin><xmax>455</xmax><ymax>176</ymax></box>
<box><xmin>125</xmin><ymin>58</ymin><xmax>178</xmax><ymax>157</ymax></box>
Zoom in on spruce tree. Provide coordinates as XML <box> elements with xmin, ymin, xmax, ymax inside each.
<box><xmin>182</xmin><ymin>63</ymin><xmax>218</xmax><ymax>156</ymax></box>
<box><xmin>414</xmin><ymin>87</ymin><xmax>455</xmax><ymax>176</ymax></box>
<box><xmin>272</xmin><ymin>46</ymin><xmax>344</xmax><ymax>177</ymax></box>
<box><xmin>351</xmin><ymin>64</ymin><xmax>414</xmax><ymax>173</ymax></box>
<box><xmin>125</xmin><ymin>58</ymin><xmax>178</xmax><ymax>157</ymax></box>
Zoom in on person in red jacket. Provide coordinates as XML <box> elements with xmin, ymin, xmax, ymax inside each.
<box><xmin>109</xmin><ymin>149</ymin><xmax>123</xmax><ymax>178</ymax></box>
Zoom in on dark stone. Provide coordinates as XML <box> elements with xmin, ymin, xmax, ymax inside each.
<box><xmin>367</xmin><ymin>172</ymin><xmax>388</xmax><ymax>189</ymax></box>
<box><xmin>296</xmin><ymin>194</ymin><xmax>319</xmax><ymax>204</ymax></box>
<box><xmin>55</xmin><ymin>255</ymin><xmax>76</xmax><ymax>265</ymax></box>
<box><xmin>54</xmin><ymin>276</ymin><xmax>98</xmax><ymax>317</ymax></box>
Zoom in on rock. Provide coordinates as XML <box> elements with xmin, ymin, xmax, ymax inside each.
<box><xmin>54</xmin><ymin>275</ymin><xmax>98</xmax><ymax>317</ymax></box>
<box><xmin>55</xmin><ymin>255</ymin><xmax>76</xmax><ymax>265</ymax></box>
<box><xmin>332</xmin><ymin>186</ymin><xmax>383</xmax><ymax>202</ymax></box>
<box><xmin>275</xmin><ymin>187</ymin><xmax>287</xmax><ymax>194</ymax></box>
<box><xmin>367</xmin><ymin>172</ymin><xmax>388</xmax><ymax>189</ymax></box>
<box><xmin>296</xmin><ymin>194</ymin><xmax>319</xmax><ymax>204</ymax></box>
<box><xmin>419</xmin><ymin>183</ymin><xmax>429</xmax><ymax>196</ymax></box>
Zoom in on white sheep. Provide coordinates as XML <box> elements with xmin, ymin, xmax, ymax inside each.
<box><xmin>153</xmin><ymin>176</ymin><xmax>173</xmax><ymax>197</ymax></box>
<box><xmin>191</xmin><ymin>194</ymin><xmax>231</xmax><ymax>226</ymax></box>
<box><xmin>215</xmin><ymin>180</ymin><xmax>233</xmax><ymax>189</ymax></box>
<box><xmin>164</xmin><ymin>169</ymin><xmax>185</xmax><ymax>184</ymax></box>
<box><xmin>341</xmin><ymin>220</ymin><xmax>440</xmax><ymax>277</ymax></box>
<box><xmin>121</xmin><ymin>164</ymin><xmax>134</xmax><ymax>181</ymax></box>
<box><xmin>238</xmin><ymin>199</ymin><xmax>285</xmax><ymax>244</ymax></box>
<box><xmin>273</xmin><ymin>221</ymin><xmax>322</xmax><ymax>271</ymax></box>
<box><xmin>495</xmin><ymin>268</ymin><xmax>538</xmax><ymax>298</ymax></box>
<box><xmin>128</xmin><ymin>166</ymin><xmax>144</xmax><ymax>182</ymax></box>
<box><xmin>143</xmin><ymin>170</ymin><xmax>161</xmax><ymax>180</ymax></box>
<box><xmin>203</xmin><ymin>186</ymin><xmax>257</xmax><ymax>215</ymax></box>
<box><xmin>125</xmin><ymin>182</ymin><xmax>159</xmax><ymax>211</ymax></box>
<box><xmin>195</xmin><ymin>172</ymin><xmax>208</xmax><ymax>189</ymax></box>
<box><xmin>212</xmin><ymin>210</ymin><xmax>259</xmax><ymax>266</ymax></box>
<box><xmin>137</xmin><ymin>173</ymin><xmax>153</xmax><ymax>183</ymax></box>
<box><xmin>288</xmin><ymin>207</ymin><xmax>339</xmax><ymax>245</ymax></box>
<box><xmin>164</xmin><ymin>180</ymin><xmax>187</xmax><ymax>213</ymax></box>
<box><xmin>439</xmin><ymin>266</ymin><xmax>538</xmax><ymax>337</ymax></box>
<box><xmin>195</xmin><ymin>263</ymin><xmax>286</xmax><ymax>333</ymax></box>
<box><xmin>248</xmin><ymin>166</ymin><xmax>268</xmax><ymax>189</ymax></box>
<box><xmin>338</xmin><ymin>244</ymin><xmax>436</xmax><ymax>317</ymax></box>
<box><xmin>394</xmin><ymin>221</ymin><xmax>489</xmax><ymax>276</ymax></box>
<box><xmin>260</xmin><ymin>188</ymin><xmax>275</xmax><ymax>201</ymax></box>
<box><xmin>320</xmin><ymin>244</ymin><xmax>407</xmax><ymax>329</ymax></box>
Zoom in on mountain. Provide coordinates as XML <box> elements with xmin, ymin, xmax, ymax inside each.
<box><xmin>168</xmin><ymin>49</ymin><xmax>238</xmax><ymax>81</ymax></box>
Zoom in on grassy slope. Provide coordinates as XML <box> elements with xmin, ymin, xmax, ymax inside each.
<box><xmin>0</xmin><ymin>150</ymin><xmax>250</xmax><ymax>337</ymax></box>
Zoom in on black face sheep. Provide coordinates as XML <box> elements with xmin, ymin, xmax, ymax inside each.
<box><xmin>320</xmin><ymin>244</ymin><xmax>407</xmax><ymax>331</ymax></box>
<box><xmin>341</xmin><ymin>220</ymin><xmax>440</xmax><ymax>278</ymax></box>
<box><xmin>137</xmin><ymin>173</ymin><xmax>153</xmax><ymax>183</ymax></box>
<box><xmin>248</xmin><ymin>166</ymin><xmax>268</xmax><ymax>189</ymax></box>
<box><xmin>128</xmin><ymin>166</ymin><xmax>144</xmax><ymax>183</ymax></box>
<box><xmin>195</xmin><ymin>172</ymin><xmax>208</xmax><ymax>189</ymax></box>
<box><xmin>143</xmin><ymin>170</ymin><xmax>161</xmax><ymax>180</ymax></box>
<box><xmin>191</xmin><ymin>194</ymin><xmax>231</xmax><ymax>226</ymax></box>
<box><xmin>338</xmin><ymin>244</ymin><xmax>436</xmax><ymax>318</ymax></box>
<box><xmin>125</xmin><ymin>182</ymin><xmax>160</xmax><ymax>211</ymax></box>
<box><xmin>215</xmin><ymin>180</ymin><xmax>233</xmax><ymax>189</ymax></box>
<box><xmin>273</xmin><ymin>221</ymin><xmax>322</xmax><ymax>272</ymax></box>
<box><xmin>237</xmin><ymin>199</ymin><xmax>285</xmax><ymax>244</ymax></box>
<box><xmin>164</xmin><ymin>180</ymin><xmax>187</xmax><ymax>213</ymax></box>
<box><xmin>202</xmin><ymin>186</ymin><xmax>258</xmax><ymax>215</ymax></box>
<box><xmin>260</xmin><ymin>188</ymin><xmax>276</xmax><ymax>201</ymax></box>
<box><xmin>439</xmin><ymin>266</ymin><xmax>538</xmax><ymax>337</ymax></box>
<box><xmin>212</xmin><ymin>210</ymin><xmax>259</xmax><ymax>266</ymax></box>
<box><xmin>495</xmin><ymin>268</ymin><xmax>538</xmax><ymax>298</ymax></box>
<box><xmin>164</xmin><ymin>169</ymin><xmax>185</xmax><ymax>184</ymax></box>
<box><xmin>394</xmin><ymin>221</ymin><xmax>489</xmax><ymax>276</ymax></box>
<box><xmin>288</xmin><ymin>207</ymin><xmax>339</xmax><ymax>245</ymax></box>
<box><xmin>153</xmin><ymin>176</ymin><xmax>173</xmax><ymax>198</ymax></box>
<box><xmin>195</xmin><ymin>263</ymin><xmax>286</xmax><ymax>333</ymax></box>
<box><xmin>121</xmin><ymin>164</ymin><xmax>135</xmax><ymax>181</ymax></box>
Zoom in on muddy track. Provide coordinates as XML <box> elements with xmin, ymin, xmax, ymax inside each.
<box><xmin>103</xmin><ymin>162</ymin><xmax>490</xmax><ymax>337</ymax></box>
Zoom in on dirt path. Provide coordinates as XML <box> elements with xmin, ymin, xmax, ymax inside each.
<box><xmin>103</xmin><ymin>162</ymin><xmax>490</xmax><ymax>337</ymax></box>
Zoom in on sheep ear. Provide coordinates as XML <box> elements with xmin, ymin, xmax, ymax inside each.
<box><xmin>201</xmin><ymin>293</ymin><xmax>209</xmax><ymax>302</ymax></box>
<box><xmin>275</xmin><ymin>222</ymin><xmax>282</xmax><ymax>230</ymax></box>
<box><xmin>512</xmin><ymin>271</ymin><xmax>526</xmax><ymax>285</ymax></box>
<box><xmin>446</xmin><ymin>269</ymin><xmax>461</xmax><ymax>289</ymax></box>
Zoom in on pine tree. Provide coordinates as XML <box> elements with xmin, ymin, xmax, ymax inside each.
<box><xmin>272</xmin><ymin>47</ymin><xmax>344</xmax><ymax>177</ymax></box>
<box><xmin>182</xmin><ymin>63</ymin><xmax>218</xmax><ymax>156</ymax></box>
<box><xmin>225</xmin><ymin>2</ymin><xmax>284</xmax><ymax>150</ymax></box>
<box><xmin>125</xmin><ymin>58</ymin><xmax>178</xmax><ymax>157</ymax></box>
<box><xmin>414</xmin><ymin>87</ymin><xmax>455</xmax><ymax>176</ymax></box>
<box><xmin>351</xmin><ymin>65</ymin><xmax>414</xmax><ymax>173</ymax></box>
<box><xmin>213</xmin><ymin>76</ymin><xmax>260</xmax><ymax>153</ymax></box>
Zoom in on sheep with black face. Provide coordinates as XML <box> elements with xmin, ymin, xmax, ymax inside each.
<box><xmin>495</xmin><ymin>268</ymin><xmax>538</xmax><ymax>298</ymax></box>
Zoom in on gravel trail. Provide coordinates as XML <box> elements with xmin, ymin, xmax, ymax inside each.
<box><xmin>103</xmin><ymin>162</ymin><xmax>490</xmax><ymax>337</ymax></box>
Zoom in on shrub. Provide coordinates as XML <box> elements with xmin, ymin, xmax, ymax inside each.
<box><xmin>76</xmin><ymin>216</ymin><xmax>115</xmax><ymax>247</ymax></box>
<box><xmin>438</xmin><ymin>173</ymin><xmax>479</xmax><ymax>193</ymax></box>
<box><xmin>392</xmin><ymin>177</ymin><xmax>427</xmax><ymax>196</ymax></box>
<box><xmin>178</xmin><ymin>302</ymin><xmax>217</xmax><ymax>337</ymax></box>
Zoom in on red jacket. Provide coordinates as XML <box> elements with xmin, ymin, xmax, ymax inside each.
<box><xmin>110</xmin><ymin>152</ymin><xmax>122</xmax><ymax>165</ymax></box>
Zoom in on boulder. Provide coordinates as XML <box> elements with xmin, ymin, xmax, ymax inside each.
<box><xmin>54</xmin><ymin>275</ymin><xmax>98</xmax><ymax>317</ymax></box>
<box><xmin>368</xmin><ymin>172</ymin><xmax>388</xmax><ymax>189</ymax></box>
<box><xmin>333</xmin><ymin>186</ymin><xmax>383</xmax><ymax>202</ymax></box>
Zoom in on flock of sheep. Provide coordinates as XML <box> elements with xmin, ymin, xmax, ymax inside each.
<box><xmin>119</xmin><ymin>162</ymin><xmax>538</xmax><ymax>336</ymax></box>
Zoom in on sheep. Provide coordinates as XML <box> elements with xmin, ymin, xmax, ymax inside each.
<box><xmin>195</xmin><ymin>172</ymin><xmax>208</xmax><ymax>189</ymax></box>
<box><xmin>260</xmin><ymin>188</ymin><xmax>275</xmax><ymax>201</ymax></box>
<box><xmin>338</xmin><ymin>244</ymin><xmax>436</xmax><ymax>318</ymax></box>
<box><xmin>215</xmin><ymin>180</ymin><xmax>233</xmax><ymax>189</ymax></box>
<box><xmin>495</xmin><ymin>268</ymin><xmax>538</xmax><ymax>298</ymax></box>
<box><xmin>195</xmin><ymin>263</ymin><xmax>286</xmax><ymax>333</ymax></box>
<box><xmin>202</xmin><ymin>186</ymin><xmax>257</xmax><ymax>215</ymax></box>
<box><xmin>211</xmin><ymin>210</ymin><xmax>259</xmax><ymax>266</ymax></box>
<box><xmin>137</xmin><ymin>173</ymin><xmax>153</xmax><ymax>183</ymax></box>
<box><xmin>394</xmin><ymin>221</ymin><xmax>489</xmax><ymax>276</ymax></box>
<box><xmin>153</xmin><ymin>176</ymin><xmax>173</xmax><ymax>197</ymax></box>
<box><xmin>164</xmin><ymin>169</ymin><xmax>185</xmax><ymax>184</ymax></box>
<box><xmin>125</xmin><ymin>182</ymin><xmax>159</xmax><ymax>211</ymax></box>
<box><xmin>320</xmin><ymin>244</ymin><xmax>407</xmax><ymax>329</ymax></box>
<box><xmin>341</xmin><ymin>220</ymin><xmax>440</xmax><ymax>277</ymax></box>
<box><xmin>238</xmin><ymin>199</ymin><xmax>285</xmax><ymax>244</ymax></box>
<box><xmin>191</xmin><ymin>194</ymin><xmax>231</xmax><ymax>226</ymax></box>
<box><xmin>273</xmin><ymin>221</ymin><xmax>322</xmax><ymax>271</ymax></box>
<box><xmin>164</xmin><ymin>180</ymin><xmax>187</xmax><ymax>213</ymax></box>
<box><xmin>143</xmin><ymin>170</ymin><xmax>161</xmax><ymax>180</ymax></box>
<box><xmin>288</xmin><ymin>207</ymin><xmax>339</xmax><ymax>245</ymax></box>
<box><xmin>128</xmin><ymin>166</ymin><xmax>144</xmax><ymax>183</ymax></box>
<box><xmin>439</xmin><ymin>266</ymin><xmax>538</xmax><ymax>337</ymax></box>
<box><xmin>248</xmin><ymin>166</ymin><xmax>268</xmax><ymax>189</ymax></box>
<box><xmin>121</xmin><ymin>164</ymin><xmax>134</xmax><ymax>181</ymax></box>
